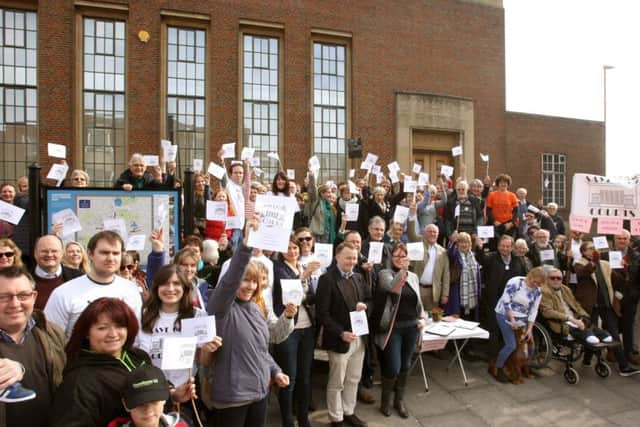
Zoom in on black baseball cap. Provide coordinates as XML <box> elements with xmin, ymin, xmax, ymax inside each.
<box><xmin>123</xmin><ymin>365</ymin><xmax>170</xmax><ymax>409</ymax></box>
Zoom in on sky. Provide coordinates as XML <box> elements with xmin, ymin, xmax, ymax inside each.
<box><xmin>503</xmin><ymin>0</ymin><xmax>640</xmax><ymax>177</ymax></box>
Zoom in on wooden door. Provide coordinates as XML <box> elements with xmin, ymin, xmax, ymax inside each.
<box><xmin>413</xmin><ymin>150</ymin><xmax>453</xmax><ymax>183</ymax></box>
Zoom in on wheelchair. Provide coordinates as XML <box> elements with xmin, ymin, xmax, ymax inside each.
<box><xmin>529</xmin><ymin>318</ymin><xmax>618</xmax><ymax>385</ymax></box>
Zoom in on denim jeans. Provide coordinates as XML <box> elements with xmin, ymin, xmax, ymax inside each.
<box><xmin>273</xmin><ymin>327</ymin><xmax>315</xmax><ymax>427</ymax></box>
<box><xmin>381</xmin><ymin>325</ymin><xmax>420</xmax><ymax>378</ymax></box>
<box><xmin>496</xmin><ymin>312</ymin><xmax>517</xmax><ymax>368</ymax></box>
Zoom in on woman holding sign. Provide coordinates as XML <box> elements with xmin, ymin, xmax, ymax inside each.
<box><xmin>370</xmin><ymin>243</ymin><xmax>424</xmax><ymax>418</ymax></box>
<box><xmin>272</xmin><ymin>236</ymin><xmax>319</xmax><ymax>427</ymax></box>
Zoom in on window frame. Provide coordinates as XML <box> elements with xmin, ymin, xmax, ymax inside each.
<box><xmin>541</xmin><ymin>152</ymin><xmax>567</xmax><ymax>208</ymax></box>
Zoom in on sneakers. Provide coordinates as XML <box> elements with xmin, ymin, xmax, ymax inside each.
<box><xmin>619</xmin><ymin>366</ymin><xmax>640</xmax><ymax>377</ymax></box>
<box><xmin>602</xmin><ymin>335</ymin><xmax>613</xmax><ymax>343</ymax></box>
<box><xmin>585</xmin><ymin>335</ymin><xmax>600</xmax><ymax>345</ymax></box>
<box><xmin>0</xmin><ymin>382</ymin><xmax>37</xmax><ymax>403</ymax></box>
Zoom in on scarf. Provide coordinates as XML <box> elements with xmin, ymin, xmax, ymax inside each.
<box><xmin>321</xmin><ymin>198</ymin><xmax>336</xmax><ymax>243</ymax></box>
<box><xmin>459</xmin><ymin>250</ymin><xmax>479</xmax><ymax>314</ymax></box>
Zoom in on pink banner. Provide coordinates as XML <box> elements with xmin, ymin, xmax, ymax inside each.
<box><xmin>569</xmin><ymin>214</ymin><xmax>593</xmax><ymax>233</ymax></box>
<box><xmin>631</xmin><ymin>219</ymin><xmax>640</xmax><ymax>236</ymax></box>
<box><xmin>597</xmin><ymin>217</ymin><xmax>623</xmax><ymax>235</ymax></box>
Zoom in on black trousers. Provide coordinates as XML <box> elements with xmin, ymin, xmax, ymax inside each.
<box><xmin>621</xmin><ymin>296</ymin><xmax>639</xmax><ymax>356</ymax></box>
<box><xmin>209</xmin><ymin>396</ymin><xmax>268</xmax><ymax>427</ymax></box>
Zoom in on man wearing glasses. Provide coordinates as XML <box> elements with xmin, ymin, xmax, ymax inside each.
<box><xmin>0</xmin><ymin>267</ymin><xmax>66</xmax><ymax>426</ymax></box>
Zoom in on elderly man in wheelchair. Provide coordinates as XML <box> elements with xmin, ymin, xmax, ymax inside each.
<box><xmin>537</xmin><ymin>267</ymin><xmax>636</xmax><ymax>383</ymax></box>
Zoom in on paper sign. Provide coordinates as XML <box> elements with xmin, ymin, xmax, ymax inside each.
<box><xmin>597</xmin><ymin>217</ymin><xmax>623</xmax><ymax>235</ymax></box>
<box><xmin>206</xmin><ymin>201</ymin><xmax>228</xmax><ymax>221</ymax></box>
<box><xmin>345</xmin><ymin>203</ymin><xmax>360</xmax><ymax>221</ymax></box>
<box><xmin>241</xmin><ymin>147</ymin><xmax>255</xmax><ymax>160</ymax></box>
<box><xmin>47</xmin><ymin>163</ymin><xmax>69</xmax><ymax>184</ymax></box>
<box><xmin>268</xmin><ymin>152</ymin><xmax>280</xmax><ymax>162</ymax></box>
<box><xmin>350</xmin><ymin>310</ymin><xmax>369</xmax><ymax>336</ymax></box>
<box><xmin>250</xmin><ymin>157</ymin><xmax>261</xmax><ymax>167</ymax></box>
<box><xmin>528</xmin><ymin>205</ymin><xmax>540</xmax><ymax>214</ymax></box>
<box><xmin>160</xmin><ymin>336</ymin><xmax>198</xmax><ymax>370</ymax></box>
<box><xmin>51</xmin><ymin>208</ymin><xmax>82</xmax><ymax>236</ymax></box>
<box><xmin>418</xmin><ymin>172</ymin><xmax>429</xmax><ymax>186</ymax></box>
<box><xmin>349</xmin><ymin>169</ymin><xmax>355</xmax><ymax>178</ymax></box>
<box><xmin>569</xmin><ymin>214</ymin><xmax>593</xmax><ymax>233</ymax></box>
<box><xmin>360</xmin><ymin>161</ymin><xmax>372</xmax><ymax>171</ymax></box>
<box><xmin>480</xmin><ymin>153</ymin><xmax>490</xmax><ymax>162</ymax></box>
<box><xmin>372</xmin><ymin>165</ymin><xmax>381</xmax><ymax>175</ymax></box>
<box><xmin>376</xmin><ymin>174</ymin><xmax>383</xmax><ymax>184</ymax></box>
<box><xmin>348</xmin><ymin>180</ymin><xmax>358</xmax><ymax>195</ymax></box>
<box><xmin>393</xmin><ymin>206</ymin><xmax>410</xmax><ymax>225</ymax></box>
<box><xmin>609</xmin><ymin>251</ymin><xmax>623</xmax><ymax>269</ymax></box>
<box><xmin>631</xmin><ymin>219</ymin><xmax>640</xmax><ymax>236</ymax></box>
<box><xmin>287</xmin><ymin>169</ymin><xmax>295</xmax><ymax>179</ymax></box>
<box><xmin>413</xmin><ymin>163</ymin><xmax>422</xmax><ymax>174</ymax></box>
<box><xmin>126</xmin><ymin>234</ymin><xmax>146</xmax><ymax>251</ymax></box>
<box><xmin>161</xmin><ymin>139</ymin><xmax>172</xmax><ymax>151</ymax></box>
<box><xmin>387</xmin><ymin>161</ymin><xmax>400</xmax><ymax>174</ymax></box>
<box><xmin>231</xmin><ymin>160</ymin><xmax>242</xmax><ymax>166</ymax></box>
<box><xmin>155</xmin><ymin>204</ymin><xmax>168</xmax><ymax>230</ymax></box>
<box><xmin>207</xmin><ymin>162</ymin><xmax>226</xmax><ymax>180</ymax></box>
<box><xmin>192</xmin><ymin>159</ymin><xmax>203</xmax><ymax>172</ymax></box>
<box><xmin>476</xmin><ymin>226</ymin><xmax>495</xmax><ymax>239</ymax></box>
<box><xmin>253</xmin><ymin>167</ymin><xmax>263</xmax><ymax>177</ymax></box>
<box><xmin>454</xmin><ymin>205</ymin><xmax>460</xmax><ymax>218</ymax></box>
<box><xmin>314</xmin><ymin>243</ymin><xmax>333</xmax><ymax>268</ymax></box>
<box><xmin>367</xmin><ymin>241</ymin><xmax>384</xmax><ymax>264</ymax></box>
<box><xmin>165</xmin><ymin>145</ymin><xmax>178</xmax><ymax>162</ymax></box>
<box><xmin>404</xmin><ymin>181</ymin><xmax>417</xmax><ymax>194</ymax></box>
<box><xmin>181</xmin><ymin>316</ymin><xmax>216</xmax><ymax>345</ymax></box>
<box><xmin>440</xmin><ymin>165</ymin><xmax>454</xmax><ymax>177</ymax></box>
<box><xmin>103</xmin><ymin>218</ymin><xmax>128</xmax><ymax>241</ymax></box>
<box><xmin>47</xmin><ymin>143</ymin><xmax>66</xmax><ymax>159</ymax></box>
<box><xmin>281</xmin><ymin>279</ymin><xmax>304</xmax><ymax>305</ymax></box>
<box><xmin>308</xmin><ymin>156</ymin><xmax>320</xmax><ymax>171</ymax></box>
<box><xmin>0</xmin><ymin>201</ymin><xmax>25</xmax><ymax>226</ymax></box>
<box><xmin>407</xmin><ymin>242</ymin><xmax>424</xmax><ymax>261</ymax></box>
<box><xmin>451</xmin><ymin>146</ymin><xmax>463</xmax><ymax>157</ymax></box>
<box><xmin>225</xmin><ymin>216</ymin><xmax>243</xmax><ymax>230</ymax></box>
<box><xmin>592</xmin><ymin>236</ymin><xmax>609</xmax><ymax>250</ymax></box>
<box><xmin>221</xmin><ymin>142</ymin><xmax>236</xmax><ymax>159</ymax></box>
<box><xmin>389</xmin><ymin>171</ymin><xmax>399</xmax><ymax>184</ymax></box>
<box><xmin>539</xmin><ymin>249</ymin><xmax>555</xmax><ymax>262</ymax></box>
<box><xmin>143</xmin><ymin>155</ymin><xmax>159</xmax><ymax>166</ymax></box>
<box><xmin>247</xmin><ymin>195</ymin><xmax>297</xmax><ymax>252</ymax></box>
<box><xmin>364</xmin><ymin>152</ymin><xmax>378</xmax><ymax>166</ymax></box>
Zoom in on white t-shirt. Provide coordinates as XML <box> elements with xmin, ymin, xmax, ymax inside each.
<box><xmin>137</xmin><ymin>308</ymin><xmax>207</xmax><ymax>387</ymax></box>
<box><xmin>44</xmin><ymin>274</ymin><xmax>143</xmax><ymax>339</ymax></box>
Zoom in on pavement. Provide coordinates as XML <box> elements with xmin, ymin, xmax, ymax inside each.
<box><xmin>266</xmin><ymin>350</ymin><xmax>640</xmax><ymax>427</ymax></box>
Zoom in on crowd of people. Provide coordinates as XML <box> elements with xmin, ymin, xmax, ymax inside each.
<box><xmin>1</xmin><ymin>150</ymin><xmax>640</xmax><ymax>427</ymax></box>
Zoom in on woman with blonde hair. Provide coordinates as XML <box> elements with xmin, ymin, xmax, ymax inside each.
<box><xmin>63</xmin><ymin>241</ymin><xmax>90</xmax><ymax>273</ymax></box>
<box><xmin>0</xmin><ymin>237</ymin><xmax>23</xmax><ymax>270</ymax></box>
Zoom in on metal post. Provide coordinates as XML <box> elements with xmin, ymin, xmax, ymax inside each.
<box><xmin>183</xmin><ymin>168</ymin><xmax>194</xmax><ymax>236</ymax></box>
<box><xmin>28</xmin><ymin>162</ymin><xmax>41</xmax><ymax>256</ymax></box>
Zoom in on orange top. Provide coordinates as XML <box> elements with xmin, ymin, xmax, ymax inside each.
<box><xmin>486</xmin><ymin>190</ymin><xmax>518</xmax><ymax>223</ymax></box>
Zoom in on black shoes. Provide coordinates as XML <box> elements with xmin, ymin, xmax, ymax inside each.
<box><xmin>344</xmin><ymin>413</ymin><xmax>368</xmax><ymax>427</ymax></box>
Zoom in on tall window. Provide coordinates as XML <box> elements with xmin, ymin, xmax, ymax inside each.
<box><xmin>313</xmin><ymin>42</ymin><xmax>346</xmax><ymax>182</ymax></box>
<box><xmin>167</xmin><ymin>26</ymin><xmax>206</xmax><ymax>173</ymax></box>
<box><xmin>242</xmin><ymin>34</ymin><xmax>278</xmax><ymax>179</ymax></box>
<box><xmin>82</xmin><ymin>17</ymin><xmax>125</xmax><ymax>187</ymax></box>
<box><xmin>0</xmin><ymin>9</ymin><xmax>37</xmax><ymax>182</ymax></box>
<box><xmin>542</xmin><ymin>153</ymin><xmax>566</xmax><ymax>207</ymax></box>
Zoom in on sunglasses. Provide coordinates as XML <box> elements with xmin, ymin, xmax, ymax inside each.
<box><xmin>549</xmin><ymin>276</ymin><xmax>563</xmax><ymax>280</ymax></box>
<box><xmin>0</xmin><ymin>251</ymin><xmax>15</xmax><ymax>258</ymax></box>
<box><xmin>120</xmin><ymin>264</ymin><xmax>135</xmax><ymax>271</ymax></box>
<box><xmin>298</xmin><ymin>236</ymin><xmax>313</xmax><ymax>242</ymax></box>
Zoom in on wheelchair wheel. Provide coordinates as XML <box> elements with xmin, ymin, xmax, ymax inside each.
<box><xmin>564</xmin><ymin>367</ymin><xmax>580</xmax><ymax>384</ymax></box>
<box><xmin>529</xmin><ymin>321</ymin><xmax>552</xmax><ymax>369</ymax></box>
<box><xmin>595</xmin><ymin>362</ymin><xmax>611</xmax><ymax>378</ymax></box>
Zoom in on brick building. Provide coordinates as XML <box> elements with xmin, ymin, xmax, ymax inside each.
<box><xmin>0</xmin><ymin>0</ymin><xmax>603</xmax><ymax>213</ymax></box>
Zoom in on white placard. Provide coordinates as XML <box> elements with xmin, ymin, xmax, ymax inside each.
<box><xmin>376</xmin><ymin>174</ymin><xmax>384</xmax><ymax>184</ymax></box>
<box><xmin>165</xmin><ymin>145</ymin><xmax>178</xmax><ymax>162</ymax></box>
<box><xmin>253</xmin><ymin>167</ymin><xmax>264</xmax><ymax>177</ymax></box>
<box><xmin>281</xmin><ymin>279</ymin><xmax>304</xmax><ymax>306</ymax></box>
<box><xmin>440</xmin><ymin>165</ymin><xmax>454</xmax><ymax>177</ymax></box>
<box><xmin>412</xmin><ymin>163</ymin><xmax>422</xmax><ymax>174</ymax></box>
<box><xmin>47</xmin><ymin>143</ymin><xmax>66</xmax><ymax>159</ymax></box>
<box><xmin>364</xmin><ymin>152</ymin><xmax>379</xmax><ymax>166</ymax></box>
<box><xmin>360</xmin><ymin>161</ymin><xmax>372</xmax><ymax>171</ymax></box>
<box><xmin>348</xmin><ymin>180</ymin><xmax>359</xmax><ymax>195</ymax></box>
<box><xmin>393</xmin><ymin>205</ymin><xmax>410</xmax><ymax>224</ymax></box>
<box><xmin>143</xmin><ymin>155</ymin><xmax>159</xmax><ymax>166</ymax></box>
<box><xmin>160</xmin><ymin>336</ymin><xmax>198</xmax><ymax>370</ymax></box>
<box><xmin>126</xmin><ymin>234</ymin><xmax>146</xmax><ymax>251</ymax></box>
<box><xmin>46</xmin><ymin>163</ymin><xmax>69</xmax><ymax>184</ymax></box>
<box><xmin>451</xmin><ymin>146</ymin><xmax>463</xmax><ymax>157</ymax></box>
<box><xmin>480</xmin><ymin>153</ymin><xmax>490</xmax><ymax>162</ymax></box>
<box><xmin>207</xmin><ymin>162</ymin><xmax>226</xmax><ymax>180</ymax></box>
<box><xmin>592</xmin><ymin>236</ymin><xmax>609</xmax><ymax>250</ymax></box>
<box><xmin>539</xmin><ymin>249</ymin><xmax>555</xmax><ymax>262</ymax></box>
<box><xmin>387</xmin><ymin>161</ymin><xmax>400</xmax><ymax>174</ymax></box>
<box><xmin>349</xmin><ymin>169</ymin><xmax>355</xmax><ymax>178</ymax></box>
<box><xmin>454</xmin><ymin>205</ymin><xmax>460</xmax><ymax>218</ymax></box>
<box><xmin>181</xmin><ymin>316</ymin><xmax>216</xmax><ymax>345</ymax></box>
<box><xmin>103</xmin><ymin>218</ymin><xmax>128</xmax><ymax>241</ymax></box>
<box><xmin>250</xmin><ymin>157</ymin><xmax>261</xmax><ymax>167</ymax></box>
<box><xmin>345</xmin><ymin>203</ymin><xmax>360</xmax><ymax>221</ymax></box>
<box><xmin>418</xmin><ymin>172</ymin><xmax>429</xmax><ymax>186</ymax></box>
<box><xmin>350</xmin><ymin>310</ymin><xmax>369</xmax><ymax>336</ymax></box>
<box><xmin>192</xmin><ymin>159</ymin><xmax>203</xmax><ymax>172</ymax></box>
<box><xmin>161</xmin><ymin>139</ymin><xmax>172</xmax><ymax>152</ymax></box>
<box><xmin>308</xmin><ymin>156</ymin><xmax>320</xmax><ymax>171</ymax></box>
<box><xmin>221</xmin><ymin>142</ymin><xmax>236</xmax><ymax>159</ymax></box>
<box><xmin>155</xmin><ymin>204</ymin><xmax>168</xmax><ymax>230</ymax></box>
<box><xmin>372</xmin><ymin>165</ymin><xmax>381</xmax><ymax>175</ymax></box>
<box><xmin>287</xmin><ymin>169</ymin><xmax>295</xmax><ymax>179</ymax></box>
<box><xmin>404</xmin><ymin>181</ymin><xmax>417</xmax><ymax>194</ymax></box>
<box><xmin>528</xmin><ymin>205</ymin><xmax>540</xmax><ymax>214</ymax></box>
<box><xmin>225</xmin><ymin>216</ymin><xmax>243</xmax><ymax>230</ymax></box>
<box><xmin>247</xmin><ymin>195</ymin><xmax>297</xmax><ymax>252</ymax></box>
<box><xmin>314</xmin><ymin>243</ymin><xmax>333</xmax><ymax>268</ymax></box>
<box><xmin>241</xmin><ymin>147</ymin><xmax>255</xmax><ymax>160</ymax></box>
<box><xmin>407</xmin><ymin>242</ymin><xmax>424</xmax><ymax>261</ymax></box>
<box><xmin>609</xmin><ymin>251</ymin><xmax>623</xmax><ymax>269</ymax></box>
<box><xmin>268</xmin><ymin>152</ymin><xmax>280</xmax><ymax>162</ymax></box>
<box><xmin>0</xmin><ymin>201</ymin><xmax>25</xmax><ymax>226</ymax></box>
<box><xmin>367</xmin><ymin>241</ymin><xmax>384</xmax><ymax>264</ymax></box>
<box><xmin>206</xmin><ymin>200</ymin><xmax>228</xmax><ymax>221</ymax></box>
<box><xmin>476</xmin><ymin>226</ymin><xmax>495</xmax><ymax>239</ymax></box>
<box><xmin>51</xmin><ymin>208</ymin><xmax>82</xmax><ymax>237</ymax></box>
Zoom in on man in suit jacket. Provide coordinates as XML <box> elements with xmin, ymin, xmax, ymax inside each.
<box><xmin>407</xmin><ymin>210</ymin><xmax>450</xmax><ymax>312</ymax></box>
<box><xmin>316</xmin><ymin>242</ymin><xmax>372</xmax><ymax>427</ymax></box>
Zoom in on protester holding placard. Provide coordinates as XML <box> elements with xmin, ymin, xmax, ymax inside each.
<box><xmin>370</xmin><ymin>243</ymin><xmax>424</xmax><ymax>418</ymax></box>
<box><xmin>305</xmin><ymin>170</ymin><xmax>337</xmax><ymax>244</ymax></box>
<box><xmin>336</xmin><ymin>182</ymin><xmax>369</xmax><ymax>239</ymax></box>
<box><xmin>363</xmin><ymin>185</ymin><xmax>392</xmax><ymax>230</ymax></box>
<box><xmin>444</xmin><ymin>180</ymin><xmax>483</xmax><ymax>239</ymax></box>
<box><xmin>272</xmin><ymin>236</ymin><xmax>317</xmax><ymax>427</ymax></box>
<box><xmin>116</xmin><ymin>154</ymin><xmax>175</xmax><ymax>191</ymax></box>
<box><xmin>0</xmin><ymin>184</ymin><xmax>18</xmax><ymax>238</ymax></box>
<box><xmin>193</xmin><ymin>172</ymin><xmax>210</xmax><ymax>236</ymax></box>
<box><xmin>295</xmin><ymin>227</ymin><xmax>324</xmax><ymax>293</ymax></box>
<box><xmin>269</xmin><ymin>171</ymin><xmax>292</xmax><ymax>197</ymax></box>
<box><xmin>51</xmin><ymin>297</ymin><xmax>195</xmax><ymax>426</ymax></box>
<box><xmin>445</xmin><ymin>232</ymin><xmax>481</xmax><ymax>319</ymax></box>
<box><xmin>217</xmin><ymin>150</ymin><xmax>245</xmax><ymax>249</ymax></box>
<box><xmin>204</xmin><ymin>188</ymin><xmax>235</xmax><ymax>241</ymax></box>
<box><xmin>172</xmin><ymin>248</ymin><xmax>207</xmax><ymax>310</ymax></box>
<box><xmin>526</xmin><ymin>228</ymin><xmax>559</xmax><ymax>269</ymax></box>
<box><xmin>414</xmin><ymin>184</ymin><xmax>448</xmax><ymax>235</ymax></box>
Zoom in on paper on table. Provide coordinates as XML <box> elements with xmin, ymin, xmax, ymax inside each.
<box><xmin>412</xmin><ymin>163</ymin><xmax>422</xmax><ymax>174</ymax></box>
<box><xmin>160</xmin><ymin>336</ymin><xmax>198</xmax><ymax>370</ymax></box>
<box><xmin>208</xmin><ymin>162</ymin><xmax>226</xmax><ymax>180</ymax></box>
<box><xmin>206</xmin><ymin>200</ymin><xmax>228</xmax><ymax>221</ymax></box>
<box><xmin>225</xmin><ymin>216</ymin><xmax>243</xmax><ymax>230</ymax></box>
<box><xmin>165</xmin><ymin>145</ymin><xmax>178</xmax><ymax>162</ymax></box>
<box><xmin>287</xmin><ymin>169</ymin><xmax>295</xmax><ymax>179</ymax></box>
<box><xmin>47</xmin><ymin>143</ymin><xmax>66</xmax><ymax>159</ymax></box>
<box><xmin>221</xmin><ymin>142</ymin><xmax>236</xmax><ymax>159</ymax></box>
<box><xmin>367</xmin><ymin>241</ymin><xmax>384</xmax><ymax>264</ymax></box>
<box><xmin>418</xmin><ymin>172</ymin><xmax>429</xmax><ymax>186</ymax></box>
<box><xmin>452</xmin><ymin>319</ymin><xmax>479</xmax><ymax>330</ymax></box>
<box><xmin>247</xmin><ymin>195</ymin><xmax>297</xmax><ymax>252</ymax></box>
<box><xmin>241</xmin><ymin>146</ymin><xmax>255</xmax><ymax>160</ymax></box>
<box><xmin>181</xmin><ymin>316</ymin><xmax>216</xmax><ymax>345</ymax></box>
<box><xmin>609</xmin><ymin>250</ymin><xmax>623</xmax><ymax>269</ymax></box>
<box><xmin>51</xmin><ymin>208</ymin><xmax>82</xmax><ymax>237</ymax></box>
<box><xmin>47</xmin><ymin>163</ymin><xmax>69</xmax><ymax>185</ymax></box>
<box><xmin>345</xmin><ymin>202</ymin><xmax>360</xmax><ymax>222</ymax></box>
<box><xmin>314</xmin><ymin>243</ymin><xmax>333</xmax><ymax>268</ymax></box>
<box><xmin>103</xmin><ymin>218</ymin><xmax>128</xmax><ymax>241</ymax></box>
<box><xmin>350</xmin><ymin>310</ymin><xmax>369</xmax><ymax>336</ymax></box>
<box><xmin>143</xmin><ymin>155</ymin><xmax>160</xmax><ymax>166</ymax></box>
<box><xmin>281</xmin><ymin>279</ymin><xmax>304</xmax><ymax>305</ymax></box>
<box><xmin>539</xmin><ymin>249</ymin><xmax>555</xmax><ymax>262</ymax></box>
<box><xmin>393</xmin><ymin>205</ymin><xmax>410</xmax><ymax>225</ymax></box>
<box><xmin>592</xmin><ymin>236</ymin><xmax>609</xmax><ymax>250</ymax></box>
<box><xmin>451</xmin><ymin>145</ymin><xmax>463</xmax><ymax>157</ymax></box>
<box><xmin>126</xmin><ymin>234</ymin><xmax>146</xmax><ymax>251</ymax></box>
<box><xmin>404</xmin><ymin>181</ymin><xmax>417</xmax><ymax>194</ymax></box>
<box><xmin>425</xmin><ymin>323</ymin><xmax>454</xmax><ymax>336</ymax></box>
<box><xmin>387</xmin><ymin>161</ymin><xmax>400</xmax><ymax>173</ymax></box>
<box><xmin>440</xmin><ymin>165</ymin><xmax>454</xmax><ymax>177</ymax></box>
<box><xmin>407</xmin><ymin>242</ymin><xmax>424</xmax><ymax>261</ymax></box>
<box><xmin>192</xmin><ymin>159</ymin><xmax>203</xmax><ymax>172</ymax></box>
<box><xmin>476</xmin><ymin>226</ymin><xmax>495</xmax><ymax>239</ymax></box>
